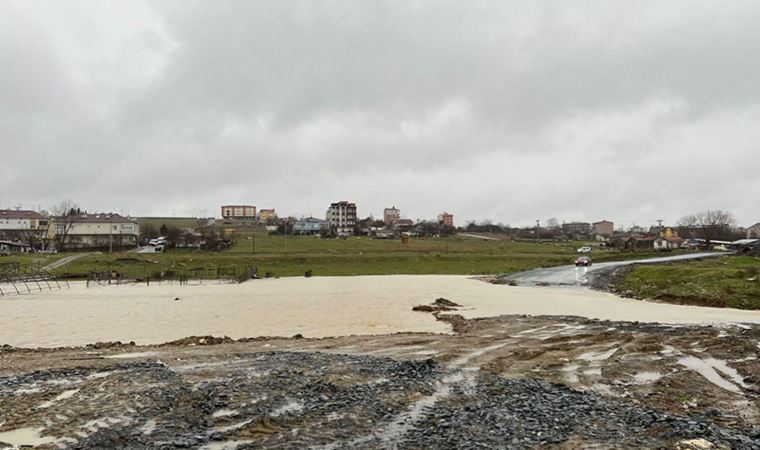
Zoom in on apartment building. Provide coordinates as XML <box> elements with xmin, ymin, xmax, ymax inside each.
<box><xmin>221</xmin><ymin>205</ymin><xmax>257</xmax><ymax>220</ymax></box>
<box><xmin>326</xmin><ymin>201</ymin><xmax>357</xmax><ymax>235</ymax></box>
<box><xmin>383</xmin><ymin>207</ymin><xmax>401</xmax><ymax>226</ymax></box>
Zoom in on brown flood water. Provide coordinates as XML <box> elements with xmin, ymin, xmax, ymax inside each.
<box><xmin>2</xmin><ymin>275</ymin><xmax>760</xmax><ymax>348</ymax></box>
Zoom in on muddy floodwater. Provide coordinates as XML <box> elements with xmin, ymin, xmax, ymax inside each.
<box><xmin>3</xmin><ymin>275</ymin><xmax>760</xmax><ymax>348</ymax></box>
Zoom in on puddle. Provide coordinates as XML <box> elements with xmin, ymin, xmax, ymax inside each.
<box><xmin>449</xmin><ymin>340</ymin><xmax>515</xmax><ymax>367</ymax></box>
<box><xmin>212</xmin><ymin>409</ymin><xmax>239</xmax><ymax>418</ymax></box>
<box><xmin>14</xmin><ymin>386</ymin><xmax>42</xmax><ymax>395</ymax></box>
<box><xmin>38</xmin><ymin>389</ymin><xmax>79</xmax><ymax>408</ymax></box>
<box><xmin>87</xmin><ymin>371</ymin><xmax>114</xmax><ymax>380</ymax></box>
<box><xmin>561</xmin><ymin>364</ymin><xmax>580</xmax><ymax>383</ymax></box>
<box><xmin>140</xmin><ymin>419</ymin><xmax>157</xmax><ymax>435</ymax></box>
<box><xmin>199</xmin><ymin>440</ymin><xmax>253</xmax><ymax>450</ymax></box>
<box><xmin>678</xmin><ymin>356</ymin><xmax>749</xmax><ymax>393</ymax></box>
<box><xmin>632</xmin><ymin>371</ymin><xmax>662</xmax><ymax>384</ymax></box>
<box><xmin>104</xmin><ymin>351</ymin><xmax>158</xmax><ymax>359</ymax></box>
<box><xmin>0</xmin><ymin>427</ymin><xmax>59</xmax><ymax>447</ymax></box>
<box><xmin>578</xmin><ymin>346</ymin><xmax>618</xmax><ymax>362</ymax></box>
<box><xmin>411</xmin><ymin>350</ymin><xmax>439</xmax><ymax>356</ymax></box>
<box><xmin>214</xmin><ymin>419</ymin><xmax>253</xmax><ymax>433</ymax></box>
<box><xmin>270</xmin><ymin>399</ymin><xmax>304</xmax><ymax>417</ymax></box>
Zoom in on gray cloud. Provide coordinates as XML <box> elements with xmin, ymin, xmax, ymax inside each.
<box><xmin>1</xmin><ymin>0</ymin><xmax>759</xmax><ymax>226</ymax></box>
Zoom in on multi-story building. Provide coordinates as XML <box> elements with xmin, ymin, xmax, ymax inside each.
<box><xmin>221</xmin><ymin>205</ymin><xmax>257</xmax><ymax>221</ymax></box>
<box><xmin>258</xmin><ymin>209</ymin><xmax>277</xmax><ymax>222</ymax></box>
<box><xmin>326</xmin><ymin>201</ymin><xmax>357</xmax><ymax>235</ymax></box>
<box><xmin>54</xmin><ymin>213</ymin><xmax>139</xmax><ymax>250</ymax></box>
<box><xmin>562</xmin><ymin>222</ymin><xmax>592</xmax><ymax>237</ymax></box>
<box><xmin>0</xmin><ymin>209</ymin><xmax>48</xmax><ymax>231</ymax></box>
<box><xmin>629</xmin><ymin>225</ymin><xmax>646</xmax><ymax>235</ymax></box>
<box><xmin>0</xmin><ymin>209</ymin><xmax>50</xmax><ymax>251</ymax></box>
<box><xmin>383</xmin><ymin>207</ymin><xmax>400</xmax><ymax>226</ymax></box>
<box><xmin>294</xmin><ymin>217</ymin><xmax>327</xmax><ymax>235</ymax></box>
<box><xmin>592</xmin><ymin>220</ymin><xmax>614</xmax><ymax>237</ymax></box>
<box><xmin>437</xmin><ymin>212</ymin><xmax>454</xmax><ymax>227</ymax></box>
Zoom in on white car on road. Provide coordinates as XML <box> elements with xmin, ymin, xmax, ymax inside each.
<box><xmin>576</xmin><ymin>246</ymin><xmax>592</xmax><ymax>254</ymax></box>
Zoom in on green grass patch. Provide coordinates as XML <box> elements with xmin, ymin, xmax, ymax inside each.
<box><xmin>35</xmin><ymin>234</ymin><xmax>693</xmax><ymax>280</ymax></box>
<box><xmin>619</xmin><ymin>256</ymin><xmax>760</xmax><ymax>309</ymax></box>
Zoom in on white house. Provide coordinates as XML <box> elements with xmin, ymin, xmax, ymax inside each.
<box><xmin>0</xmin><ymin>210</ymin><xmax>48</xmax><ymax>230</ymax></box>
<box><xmin>747</xmin><ymin>223</ymin><xmax>760</xmax><ymax>239</ymax></box>
<box><xmin>654</xmin><ymin>237</ymin><xmax>683</xmax><ymax>250</ymax></box>
<box><xmin>55</xmin><ymin>213</ymin><xmax>139</xmax><ymax>249</ymax></box>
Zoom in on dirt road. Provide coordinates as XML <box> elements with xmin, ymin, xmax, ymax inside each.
<box><xmin>42</xmin><ymin>252</ymin><xmax>98</xmax><ymax>271</ymax></box>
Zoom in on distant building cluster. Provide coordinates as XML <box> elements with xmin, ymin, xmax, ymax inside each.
<box><xmin>7</xmin><ymin>196</ymin><xmax>756</xmax><ymax>256</ymax></box>
<box><xmin>0</xmin><ymin>209</ymin><xmax>138</xmax><ymax>253</ymax></box>
<box><xmin>219</xmin><ymin>201</ymin><xmax>454</xmax><ymax>238</ymax></box>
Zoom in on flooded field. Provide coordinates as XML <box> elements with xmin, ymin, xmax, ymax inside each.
<box><xmin>3</xmin><ymin>276</ymin><xmax>760</xmax><ymax>348</ymax></box>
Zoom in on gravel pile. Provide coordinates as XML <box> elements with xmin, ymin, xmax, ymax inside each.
<box><xmin>403</xmin><ymin>374</ymin><xmax>760</xmax><ymax>449</ymax></box>
<box><xmin>2</xmin><ymin>352</ymin><xmax>759</xmax><ymax>449</ymax></box>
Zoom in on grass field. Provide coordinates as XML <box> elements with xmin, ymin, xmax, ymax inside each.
<box><xmin>1</xmin><ymin>232</ymin><xmax>691</xmax><ymax>279</ymax></box>
<box><xmin>618</xmin><ymin>255</ymin><xmax>760</xmax><ymax>310</ymax></box>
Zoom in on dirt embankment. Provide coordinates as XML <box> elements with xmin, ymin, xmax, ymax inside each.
<box><xmin>2</xmin><ymin>311</ymin><xmax>760</xmax><ymax>449</ymax></box>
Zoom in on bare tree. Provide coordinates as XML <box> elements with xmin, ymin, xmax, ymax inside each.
<box><xmin>51</xmin><ymin>200</ymin><xmax>79</xmax><ymax>251</ymax></box>
<box><xmin>546</xmin><ymin>218</ymin><xmax>559</xmax><ymax>229</ymax></box>
<box><xmin>678</xmin><ymin>210</ymin><xmax>735</xmax><ymax>247</ymax></box>
<box><xmin>19</xmin><ymin>227</ymin><xmax>47</xmax><ymax>251</ymax></box>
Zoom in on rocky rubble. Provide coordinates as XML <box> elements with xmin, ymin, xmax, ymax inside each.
<box><xmin>1</xmin><ymin>350</ymin><xmax>759</xmax><ymax>449</ymax></box>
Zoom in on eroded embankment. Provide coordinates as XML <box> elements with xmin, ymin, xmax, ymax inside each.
<box><xmin>2</xmin><ymin>313</ymin><xmax>760</xmax><ymax>449</ymax></box>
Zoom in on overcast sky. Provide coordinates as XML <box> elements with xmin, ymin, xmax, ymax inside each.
<box><xmin>2</xmin><ymin>1</ymin><xmax>759</xmax><ymax>227</ymax></box>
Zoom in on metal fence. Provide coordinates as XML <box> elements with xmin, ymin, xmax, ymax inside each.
<box><xmin>0</xmin><ymin>262</ymin><xmax>69</xmax><ymax>296</ymax></box>
<box><xmin>85</xmin><ymin>265</ymin><xmax>259</xmax><ymax>287</ymax></box>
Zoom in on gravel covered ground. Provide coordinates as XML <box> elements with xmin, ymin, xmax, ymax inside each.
<box><xmin>2</xmin><ymin>312</ymin><xmax>760</xmax><ymax>449</ymax></box>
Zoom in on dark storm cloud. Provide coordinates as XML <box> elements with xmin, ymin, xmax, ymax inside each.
<box><xmin>1</xmin><ymin>0</ymin><xmax>759</xmax><ymax>226</ymax></box>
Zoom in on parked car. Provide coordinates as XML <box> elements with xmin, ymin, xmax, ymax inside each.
<box><xmin>576</xmin><ymin>246</ymin><xmax>592</xmax><ymax>254</ymax></box>
<box><xmin>575</xmin><ymin>256</ymin><xmax>592</xmax><ymax>267</ymax></box>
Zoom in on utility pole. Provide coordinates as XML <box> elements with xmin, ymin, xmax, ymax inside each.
<box><xmin>251</xmin><ymin>233</ymin><xmax>256</xmax><ymax>255</ymax></box>
<box><xmin>657</xmin><ymin>219</ymin><xmax>663</xmax><ymax>228</ymax></box>
<box><xmin>536</xmin><ymin>219</ymin><xmax>540</xmax><ymax>241</ymax></box>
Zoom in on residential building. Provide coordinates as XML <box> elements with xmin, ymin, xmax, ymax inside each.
<box><xmin>393</xmin><ymin>218</ymin><xmax>415</xmax><ymax>232</ymax></box>
<box><xmin>654</xmin><ymin>236</ymin><xmax>684</xmax><ymax>250</ymax></box>
<box><xmin>0</xmin><ymin>210</ymin><xmax>50</xmax><ymax>251</ymax></box>
<box><xmin>592</xmin><ymin>220</ymin><xmax>614</xmax><ymax>237</ymax></box>
<box><xmin>748</xmin><ymin>223</ymin><xmax>760</xmax><ymax>239</ymax></box>
<box><xmin>221</xmin><ymin>205</ymin><xmax>257</xmax><ymax>220</ymax></box>
<box><xmin>54</xmin><ymin>213</ymin><xmax>139</xmax><ymax>250</ymax></box>
<box><xmin>562</xmin><ymin>222</ymin><xmax>592</xmax><ymax>237</ymax></box>
<box><xmin>294</xmin><ymin>217</ymin><xmax>327</xmax><ymax>235</ymax></box>
<box><xmin>0</xmin><ymin>209</ymin><xmax>48</xmax><ymax>231</ymax></box>
<box><xmin>629</xmin><ymin>225</ymin><xmax>646</xmax><ymax>235</ymax></box>
<box><xmin>383</xmin><ymin>207</ymin><xmax>401</xmax><ymax>226</ymax></box>
<box><xmin>259</xmin><ymin>209</ymin><xmax>277</xmax><ymax>222</ymax></box>
<box><xmin>326</xmin><ymin>201</ymin><xmax>357</xmax><ymax>235</ymax></box>
<box><xmin>438</xmin><ymin>212</ymin><xmax>454</xmax><ymax>227</ymax></box>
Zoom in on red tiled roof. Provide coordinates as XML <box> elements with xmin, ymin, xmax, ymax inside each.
<box><xmin>0</xmin><ymin>209</ymin><xmax>47</xmax><ymax>220</ymax></box>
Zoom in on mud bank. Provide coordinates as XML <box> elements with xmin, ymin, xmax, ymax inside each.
<box><xmin>4</xmin><ymin>276</ymin><xmax>760</xmax><ymax>348</ymax></box>
<box><xmin>2</xmin><ymin>315</ymin><xmax>759</xmax><ymax>449</ymax></box>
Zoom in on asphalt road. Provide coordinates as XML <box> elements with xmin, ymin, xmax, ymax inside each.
<box><xmin>502</xmin><ymin>252</ymin><xmax>726</xmax><ymax>286</ymax></box>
